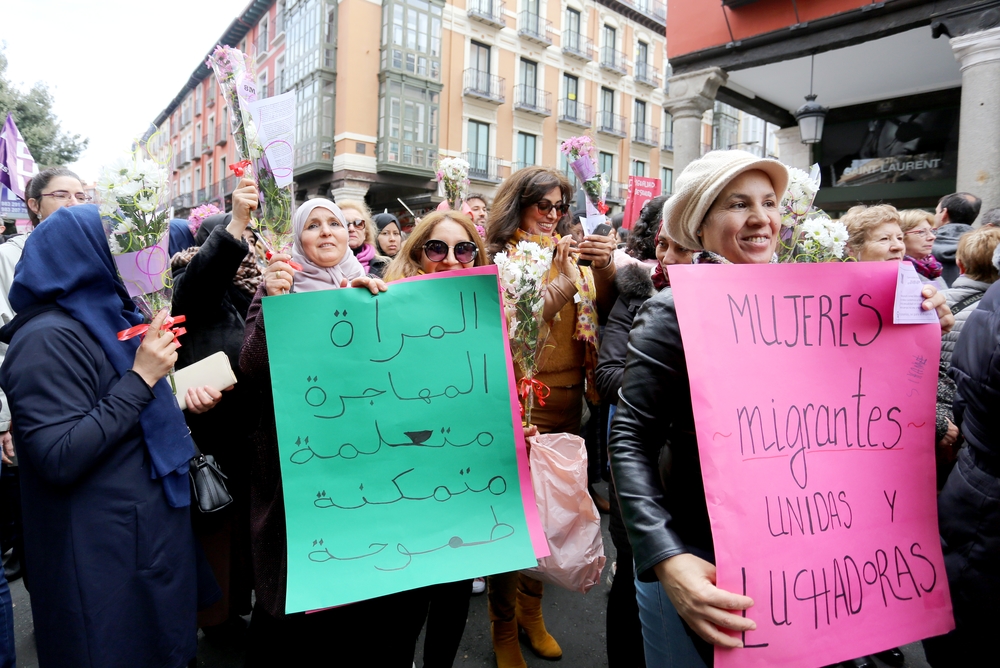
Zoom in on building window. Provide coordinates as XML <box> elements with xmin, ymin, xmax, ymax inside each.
<box><xmin>207</xmin><ymin>161</ymin><xmax>213</xmax><ymax>188</ymax></box>
<box><xmin>468</xmin><ymin>120</ymin><xmax>490</xmax><ymax>162</ymax></box>
<box><xmin>631</xmin><ymin>160</ymin><xmax>646</xmax><ymax>177</ymax></box>
<box><xmin>381</xmin><ymin>0</ymin><xmax>443</xmax><ymax>81</ymax></box>
<box><xmin>258</xmin><ymin>70</ymin><xmax>269</xmax><ymax>98</ymax></box>
<box><xmin>259</xmin><ymin>16</ymin><xmax>269</xmax><ymax>52</ymax></box>
<box><xmin>294</xmin><ymin>77</ymin><xmax>336</xmax><ymax>168</ymax></box>
<box><xmin>378</xmin><ymin>77</ymin><xmax>441</xmax><ymax>170</ymax></box>
<box><xmin>635</xmin><ymin>99</ymin><xmax>647</xmax><ymax>125</ymax></box>
<box><xmin>661</xmin><ymin>167</ymin><xmax>673</xmax><ymax>194</ymax></box>
<box><xmin>637</xmin><ymin>41</ymin><xmax>648</xmax><ymax>67</ymax></box>
<box><xmin>194</xmin><ymin>85</ymin><xmax>201</xmax><ymax>114</ymax></box>
<box><xmin>520</xmin><ymin>58</ymin><xmax>537</xmax><ymax>90</ymax></box>
<box><xmin>599</xmin><ymin>151</ymin><xmax>614</xmax><ymax>179</ymax></box>
<box><xmin>276</xmin><ymin>1</ymin><xmax>286</xmax><ymax>35</ymax></box>
<box><xmin>713</xmin><ymin>101</ymin><xmax>739</xmax><ymax>151</ymax></box>
<box><xmin>566</xmin><ymin>7</ymin><xmax>580</xmax><ymax>35</ymax></box>
<box><xmin>516</xmin><ymin>132</ymin><xmax>536</xmax><ymax>170</ymax></box>
<box><xmin>470</xmin><ymin>41</ymin><xmax>490</xmax><ymax>75</ymax></box>
<box><xmin>601</xmin><ymin>87</ymin><xmax>614</xmax><ymax>114</ymax></box>
<box><xmin>603</xmin><ymin>25</ymin><xmax>616</xmax><ymax>51</ymax></box>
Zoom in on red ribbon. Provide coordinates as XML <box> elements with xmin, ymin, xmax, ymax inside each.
<box><xmin>518</xmin><ymin>377</ymin><xmax>551</xmax><ymax>411</ymax></box>
<box><xmin>229</xmin><ymin>159</ymin><xmax>252</xmax><ymax>177</ymax></box>
<box><xmin>265</xmin><ymin>250</ymin><xmax>303</xmax><ymax>271</ymax></box>
<box><xmin>117</xmin><ymin>315</ymin><xmax>187</xmax><ymax>344</ymax></box>
<box><xmin>597</xmin><ymin>202</ymin><xmax>609</xmax><ymax>215</ymax></box>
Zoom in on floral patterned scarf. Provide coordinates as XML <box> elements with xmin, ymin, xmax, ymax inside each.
<box><xmin>510</xmin><ymin>229</ymin><xmax>601</xmax><ymax>402</ymax></box>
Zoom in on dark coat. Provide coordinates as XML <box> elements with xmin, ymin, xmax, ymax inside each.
<box><xmin>0</xmin><ymin>309</ymin><xmax>200</xmax><ymax>668</ymax></box>
<box><xmin>171</xmin><ymin>223</ymin><xmax>255</xmax><ymax>620</ymax></box>
<box><xmin>943</xmin><ymin>279</ymin><xmax>1000</xmax><ymax>641</ymax></box>
<box><xmin>932</xmin><ymin>222</ymin><xmax>973</xmax><ymax>287</ymax></box>
<box><xmin>595</xmin><ymin>264</ymin><xmax>656</xmax><ymax>405</ymax></box>
<box><xmin>172</xmin><ymin>225</ymin><xmax>254</xmax><ymax>462</ymax></box>
<box><xmin>607</xmin><ymin>289</ymin><xmax>713</xmax><ymax>582</ymax></box>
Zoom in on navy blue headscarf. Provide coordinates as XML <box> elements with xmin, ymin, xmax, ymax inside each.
<box><xmin>9</xmin><ymin>205</ymin><xmax>193</xmax><ymax>507</ymax></box>
<box><xmin>169</xmin><ymin>218</ymin><xmax>196</xmax><ymax>256</ymax></box>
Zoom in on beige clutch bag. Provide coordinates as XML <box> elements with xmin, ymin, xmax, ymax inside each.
<box><xmin>173</xmin><ymin>351</ymin><xmax>237</xmax><ymax>410</ymax></box>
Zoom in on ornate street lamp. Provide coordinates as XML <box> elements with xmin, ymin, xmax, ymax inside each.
<box><xmin>795</xmin><ymin>55</ymin><xmax>828</xmax><ymax>145</ymax></box>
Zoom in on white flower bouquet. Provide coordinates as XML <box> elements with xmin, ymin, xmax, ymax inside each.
<box><xmin>436</xmin><ymin>156</ymin><xmax>470</xmax><ymax>210</ymax></box>
<box><xmin>777</xmin><ymin>164</ymin><xmax>847</xmax><ymax>262</ymax></box>
<box><xmin>493</xmin><ymin>240</ymin><xmax>553</xmax><ymax>424</ymax></box>
<box><xmin>97</xmin><ymin>153</ymin><xmax>174</xmax><ymax>317</ymax></box>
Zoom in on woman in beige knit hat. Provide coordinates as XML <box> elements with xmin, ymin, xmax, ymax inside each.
<box><xmin>608</xmin><ymin>151</ymin><xmax>954</xmax><ymax>666</ymax></box>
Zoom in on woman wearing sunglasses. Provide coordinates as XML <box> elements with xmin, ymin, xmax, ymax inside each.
<box><xmin>484</xmin><ymin>166</ymin><xmax>618</xmax><ymax>668</ymax></box>
<box><xmin>382</xmin><ymin>211</ymin><xmax>488</xmax><ymax>668</ymax></box>
<box><xmin>338</xmin><ymin>199</ymin><xmax>391</xmax><ymax>278</ymax></box>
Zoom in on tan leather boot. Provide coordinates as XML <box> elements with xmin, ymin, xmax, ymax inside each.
<box><xmin>491</xmin><ymin>619</ymin><xmax>528</xmax><ymax>668</ymax></box>
<box><xmin>515</xmin><ymin>585</ymin><xmax>563</xmax><ymax>660</ymax></box>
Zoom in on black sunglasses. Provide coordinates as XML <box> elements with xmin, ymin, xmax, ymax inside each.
<box><xmin>423</xmin><ymin>239</ymin><xmax>478</xmax><ymax>264</ymax></box>
<box><xmin>533</xmin><ymin>199</ymin><xmax>571</xmax><ymax>215</ymax></box>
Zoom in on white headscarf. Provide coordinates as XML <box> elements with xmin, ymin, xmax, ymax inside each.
<box><xmin>290</xmin><ymin>199</ymin><xmax>365</xmax><ymax>293</ymax></box>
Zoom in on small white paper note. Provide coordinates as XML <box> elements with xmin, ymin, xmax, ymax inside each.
<box><xmin>893</xmin><ymin>261</ymin><xmax>939</xmax><ymax>325</ymax></box>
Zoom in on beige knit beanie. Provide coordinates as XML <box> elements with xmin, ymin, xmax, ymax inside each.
<box><xmin>664</xmin><ymin>150</ymin><xmax>790</xmax><ymax>251</ymax></box>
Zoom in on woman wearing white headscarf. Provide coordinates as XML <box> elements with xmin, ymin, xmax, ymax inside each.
<box><xmin>239</xmin><ymin>199</ymin><xmax>391</xmax><ymax>665</ymax></box>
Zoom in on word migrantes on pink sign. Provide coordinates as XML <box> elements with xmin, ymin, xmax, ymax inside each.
<box><xmin>668</xmin><ymin>261</ymin><xmax>954</xmax><ymax>668</ymax></box>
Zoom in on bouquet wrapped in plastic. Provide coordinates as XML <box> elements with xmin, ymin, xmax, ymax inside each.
<box><xmin>209</xmin><ymin>45</ymin><xmax>293</xmax><ymax>253</ymax></box>
<box><xmin>435</xmin><ymin>156</ymin><xmax>471</xmax><ymax>211</ymax></box>
<box><xmin>493</xmin><ymin>240</ymin><xmax>553</xmax><ymax>424</ymax></box>
<box><xmin>560</xmin><ymin>136</ymin><xmax>608</xmax><ymax>233</ymax></box>
<box><xmin>97</xmin><ymin>150</ymin><xmax>187</xmax><ymax>350</ymax></box>
<box><xmin>776</xmin><ymin>164</ymin><xmax>849</xmax><ymax>263</ymax></box>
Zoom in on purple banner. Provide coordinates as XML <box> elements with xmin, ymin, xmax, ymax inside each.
<box><xmin>114</xmin><ymin>233</ymin><xmax>170</xmax><ymax>298</ymax></box>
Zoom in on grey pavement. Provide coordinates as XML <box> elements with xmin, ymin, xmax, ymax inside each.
<box><xmin>8</xmin><ymin>481</ymin><xmax>933</xmax><ymax>667</ymax></box>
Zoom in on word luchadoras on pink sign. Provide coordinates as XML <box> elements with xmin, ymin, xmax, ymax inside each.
<box><xmin>669</xmin><ymin>261</ymin><xmax>954</xmax><ymax>668</ymax></box>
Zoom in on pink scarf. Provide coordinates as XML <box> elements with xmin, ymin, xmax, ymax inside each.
<box><xmin>290</xmin><ymin>199</ymin><xmax>365</xmax><ymax>293</ymax></box>
<box><xmin>905</xmin><ymin>254</ymin><xmax>943</xmax><ymax>280</ymax></box>
<box><xmin>353</xmin><ymin>243</ymin><xmax>376</xmax><ymax>273</ymax></box>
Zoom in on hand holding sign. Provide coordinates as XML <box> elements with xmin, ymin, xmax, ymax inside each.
<box><xmin>655</xmin><ymin>554</ymin><xmax>756</xmax><ymax>649</ymax></box>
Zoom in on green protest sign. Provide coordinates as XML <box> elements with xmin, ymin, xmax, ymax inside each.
<box><xmin>262</xmin><ymin>269</ymin><xmax>539</xmax><ymax>613</ymax></box>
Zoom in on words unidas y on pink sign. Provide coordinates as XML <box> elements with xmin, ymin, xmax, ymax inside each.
<box><xmin>669</xmin><ymin>262</ymin><xmax>954</xmax><ymax>668</ymax></box>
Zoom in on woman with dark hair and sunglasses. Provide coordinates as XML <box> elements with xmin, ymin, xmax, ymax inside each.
<box><xmin>382</xmin><ymin>210</ymin><xmax>488</xmax><ymax>667</ymax></box>
<box><xmin>485</xmin><ymin>166</ymin><xmax>618</xmax><ymax>668</ymax></box>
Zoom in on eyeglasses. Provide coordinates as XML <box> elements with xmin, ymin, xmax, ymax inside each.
<box><xmin>345</xmin><ymin>219</ymin><xmax>366</xmax><ymax>230</ymax></box>
<box><xmin>905</xmin><ymin>228</ymin><xmax>936</xmax><ymax>239</ymax></box>
<box><xmin>41</xmin><ymin>191</ymin><xmax>92</xmax><ymax>203</ymax></box>
<box><xmin>533</xmin><ymin>200</ymin><xmax>570</xmax><ymax>216</ymax></box>
<box><xmin>423</xmin><ymin>239</ymin><xmax>478</xmax><ymax>264</ymax></box>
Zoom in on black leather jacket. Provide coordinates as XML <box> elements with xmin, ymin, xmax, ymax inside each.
<box><xmin>608</xmin><ymin>288</ymin><xmax>714</xmax><ymax>582</ymax></box>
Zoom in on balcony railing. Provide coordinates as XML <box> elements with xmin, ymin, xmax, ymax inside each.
<box><xmin>633</xmin><ymin>122</ymin><xmax>660</xmax><ymax>147</ymax></box>
<box><xmin>558</xmin><ymin>99</ymin><xmax>592</xmax><ymax>128</ymax></box>
<box><xmin>215</xmin><ymin>125</ymin><xmax>228</xmax><ymax>145</ymax></box>
<box><xmin>662</xmin><ymin>131</ymin><xmax>674</xmax><ymax>152</ymax></box>
<box><xmin>517</xmin><ymin>11</ymin><xmax>552</xmax><ymax>45</ymax></box>
<box><xmin>467</xmin><ymin>0</ymin><xmax>505</xmax><ymax>29</ymax></box>
<box><xmin>463</xmin><ymin>69</ymin><xmax>505</xmax><ymax>104</ymax></box>
<box><xmin>562</xmin><ymin>31</ymin><xmax>594</xmax><ymax>61</ymax></box>
<box><xmin>599</xmin><ymin>47</ymin><xmax>627</xmax><ymax>75</ymax></box>
<box><xmin>511</xmin><ymin>161</ymin><xmax>534</xmax><ymax>173</ymax></box>
<box><xmin>620</xmin><ymin>0</ymin><xmax>667</xmax><ymax>24</ymax></box>
<box><xmin>514</xmin><ymin>85</ymin><xmax>552</xmax><ymax>116</ymax></box>
<box><xmin>607</xmin><ymin>181</ymin><xmax>627</xmax><ymax>203</ymax></box>
<box><xmin>196</xmin><ymin>187</ymin><xmax>208</xmax><ymax>204</ymax></box>
<box><xmin>179</xmin><ymin>148</ymin><xmax>192</xmax><ymax>166</ymax></box>
<box><xmin>596</xmin><ymin>111</ymin><xmax>626</xmax><ymax>138</ymax></box>
<box><xmin>700</xmin><ymin>143</ymin><xmax>713</xmax><ymax>156</ymax></box>
<box><xmin>223</xmin><ymin>175</ymin><xmax>239</xmax><ymax>195</ymax></box>
<box><xmin>634</xmin><ymin>62</ymin><xmax>661</xmax><ymax>88</ymax></box>
<box><xmin>462</xmin><ymin>152</ymin><xmax>502</xmax><ymax>183</ymax></box>
<box><xmin>202</xmin><ymin>133</ymin><xmax>214</xmax><ymax>154</ymax></box>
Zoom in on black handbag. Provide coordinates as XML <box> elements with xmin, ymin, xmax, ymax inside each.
<box><xmin>189</xmin><ymin>444</ymin><xmax>233</xmax><ymax>513</ymax></box>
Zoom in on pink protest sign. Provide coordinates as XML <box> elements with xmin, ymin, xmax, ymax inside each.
<box><xmin>669</xmin><ymin>261</ymin><xmax>954</xmax><ymax>668</ymax></box>
<box><xmin>114</xmin><ymin>233</ymin><xmax>170</xmax><ymax>299</ymax></box>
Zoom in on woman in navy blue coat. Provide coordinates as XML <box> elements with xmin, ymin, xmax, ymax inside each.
<box><xmin>0</xmin><ymin>205</ymin><xmax>216</xmax><ymax>668</ymax></box>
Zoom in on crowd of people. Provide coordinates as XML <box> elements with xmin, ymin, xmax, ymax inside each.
<box><xmin>0</xmin><ymin>152</ymin><xmax>996</xmax><ymax>668</ymax></box>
